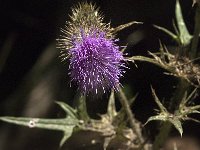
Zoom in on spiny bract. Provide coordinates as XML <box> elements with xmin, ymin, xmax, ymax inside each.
<box><xmin>57</xmin><ymin>2</ymin><xmax>125</xmax><ymax>95</ymax></box>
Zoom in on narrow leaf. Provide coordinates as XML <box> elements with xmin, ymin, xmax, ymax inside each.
<box><xmin>180</xmin><ymin>88</ymin><xmax>197</xmax><ymax>108</ymax></box>
<box><xmin>127</xmin><ymin>56</ymin><xmax>169</xmax><ymax>71</ymax></box>
<box><xmin>129</xmin><ymin>93</ymin><xmax>138</xmax><ymax>106</ymax></box>
<box><xmin>185</xmin><ymin>88</ymin><xmax>197</xmax><ymax>103</ymax></box>
<box><xmin>153</xmin><ymin>24</ymin><xmax>179</xmax><ymax>43</ymax></box>
<box><xmin>145</xmin><ymin>115</ymin><xmax>167</xmax><ymax>125</ymax></box>
<box><xmin>175</xmin><ymin>0</ymin><xmax>192</xmax><ymax>45</ymax></box>
<box><xmin>188</xmin><ymin>105</ymin><xmax>200</xmax><ymax>113</ymax></box>
<box><xmin>190</xmin><ymin>110</ymin><xmax>200</xmax><ymax>114</ymax></box>
<box><xmin>151</xmin><ymin>87</ymin><xmax>168</xmax><ymax>113</ymax></box>
<box><xmin>59</xmin><ymin>126</ymin><xmax>75</xmax><ymax>147</ymax></box>
<box><xmin>172</xmin><ymin>19</ymin><xmax>180</xmax><ymax>37</ymax></box>
<box><xmin>77</xmin><ymin>95</ymin><xmax>90</xmax><ymax>121</ymax></box>
<box><xmin>107</xmin><ymin>90</ymin><xmax>117</xmax><ymax>119</ymax></box>
<box><xmin>55</xmin><ymin>101</ymin><xmax>77</xmax><ymax>119</ymax></box>
<box><xmin>179</xmin><ymin>92</ymin><xmax>188</xmax><ymax>108</ymax></box>
<box><xmin>169</xmin><ymin>117</ymin><xmax>183</xmax><ymax>136</ymax></box>
<box><xmin>0</xmin><ymin>116</ymin><xmax>78</xmax><ymax>131</ymax></box>
<box><xmin>113</xmin><ymin>21</ymin><xmax>143</xmax><ymax>33</ymax></box>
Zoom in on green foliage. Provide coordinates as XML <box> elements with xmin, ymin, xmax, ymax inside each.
<box><xmin>145</xmin><ymin>87</ymin><xmax>183</xmax><ymax>136</ymax></box>
<box><xmin>175</xmin><ymin>0</ymin><xmax>192</xmax><ymax>45</ymax></box>
<box><xmin>154</xmin><ymin>0</ymin><xmax>192</xmax><ymax>46</ymax></box>
<box><xmin>76</xmin><ymin>95</ymin><xmax>90</xmax><ymax>122</ymax></box>
<box><xmin>55</xmin><ymin>101</ymin><xmax>77</xmax><ymax>119</ymax></box>
<box><xmin>107</xmin><ymin>90</ymin><xmax>117</xmax><ymax>120</ymax></box>
<box><xmin>146</xmin><ymin>88</ymin><xmax>200</xmax><ymax>137</ymax></box>
<box><xmin>0</xmin><ymin>90</ymin><xmax>143</xmax><ymax>149</ymax></box>
<box><xmin>0</xmin><ymin>101</ymin><xmax>80</xmax><ymax>147</ymax></box>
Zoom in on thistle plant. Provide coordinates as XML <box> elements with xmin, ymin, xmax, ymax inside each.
<box><xmin>57</xmin><ymin>3</ymin><xmax>124</xmax><ymax>95</ymax></box>
<box><xmin>1</xmin><ymin>1</ymin><xmax>200</xmax><ymax>150</ymax></box>
<box><xmin>129</xmin><ymin>0</ymin><xmax>200</xmax><ymax>149</ymax></box>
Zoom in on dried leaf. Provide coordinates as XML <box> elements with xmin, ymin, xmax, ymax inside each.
<box><xmin>112</xmin><ymin>21</ymin><xmax>143</xmax><ymax>33</ymax></box>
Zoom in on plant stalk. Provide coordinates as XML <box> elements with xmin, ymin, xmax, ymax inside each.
<box><xmin>191</xmin><ymin>3</ymin><xmax>200</xmax><ymax>58</ymax></box>
<box><xmin>118</xmin><ymin>88</ymin><xmax>144</xmax><ymax>149</ymax></box>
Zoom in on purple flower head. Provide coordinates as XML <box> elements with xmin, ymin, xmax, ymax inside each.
<box><xmin>57</xmin><ymin>2</ymin><xmax>126</xmax><ymax>95</ymax></box>
<box><xmin>69</xmin><ymin>30</ymin><xmax>124</xmax><ymax>95</ymax></box>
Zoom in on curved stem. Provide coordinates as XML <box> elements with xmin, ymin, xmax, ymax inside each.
<box><xmin>117</xmin><ymin>88</ymin><xmax>144</xmax><ymax>148</ymax></box>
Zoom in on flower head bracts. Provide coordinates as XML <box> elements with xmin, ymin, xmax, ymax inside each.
<box><xmin>57</xmin><ymin>2</ymin><xmax>113</xmax><ymax>62</ymax></box>
<box><xmin>57</xmin><ymin>2</ymin><xmax>125</xmax><ymax>95</ymax></box>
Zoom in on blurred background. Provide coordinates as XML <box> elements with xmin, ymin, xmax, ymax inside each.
<box><xmin>0</xmin><ymin>0</ymin><xmax>198</xmax><ymax>150</ymax></box>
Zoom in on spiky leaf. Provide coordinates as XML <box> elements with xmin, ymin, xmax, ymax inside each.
<box><xmin>145</xmin><ymin>115</ymin><xmax>183</xmax><ymax>136</ymax></box>
<box><xmin>153</xmin><ymin>24</ymin><xmax>179</xmax><ymax>43</ymax></box>
<box><xmin>169</xmin><ymin>117</ymin><xmax>183</xmax><ymax>136</ymax></box>
<box><xmin>60</xmin><ymin>126</ymin><xmax>75</xmax><ymax>147</ymax></box>
<box><xmin>145</xmin><ymin>114</ymin><xmax>167</xmax><ymax>125</ymax></box>
<box><xmin>0</xmin><ymin>117</ymin><xmax>78</xmax><ymax>130</ymax></box>
<box><xmin>55</xmin><ymin>101</ymin><xmax>77</xmax><ymax>119</ymax></box>
<box><xmin>76</xmin><ymin>95</ymin><xmax>90</xmax><ymax>121</ymax></box>
<box><xmin>151</xmin><ymin>87</ymin><xmax>168</xmax><ymax>113</ymax></box>
<box><xmin>0</xmin><ymin>101</ymin><xmax>81</xmax><ymax>147</ymax></box>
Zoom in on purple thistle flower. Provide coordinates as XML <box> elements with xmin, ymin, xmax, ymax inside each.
<box><xmin>57</xmin><ymin>2</ymin><xmax>125</xmax><ymax>95</ymax></box>
<box><xmin>69</xmin><ymin>30</ymin><xmax>124</xmax><ymax>94</ymax></box>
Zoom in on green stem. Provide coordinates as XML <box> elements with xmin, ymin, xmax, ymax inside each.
<box><xmin>117</xmin><ymin>88</ymin><xmax>144</xmax><ymax>148</ymax></box>
<box><xmin>152</xmin><ymin>122</ymin><xmax>172</xmax><ymax>150</ymax></box>
<box><xmin>191</xmin><ymin>3</ymin><xmax>200</xmax><ymax>58</ymax></box>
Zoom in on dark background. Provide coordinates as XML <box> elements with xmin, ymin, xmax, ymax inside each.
<box><xmin>0</xmin><ymin>0</ymin><xmax>198</xmax><ymax>150</ymax></box>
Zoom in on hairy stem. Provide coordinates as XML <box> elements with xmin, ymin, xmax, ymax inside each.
<box><xmin>117</xmin><ymin>88</ymin><xmax>144</xmax><ymax>148</ymax></box>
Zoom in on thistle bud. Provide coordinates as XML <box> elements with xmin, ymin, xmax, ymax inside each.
<box><xmin>57</xmin><ymin>2</ymin><xmax>125</xmax><ymax>95</ymax></box>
